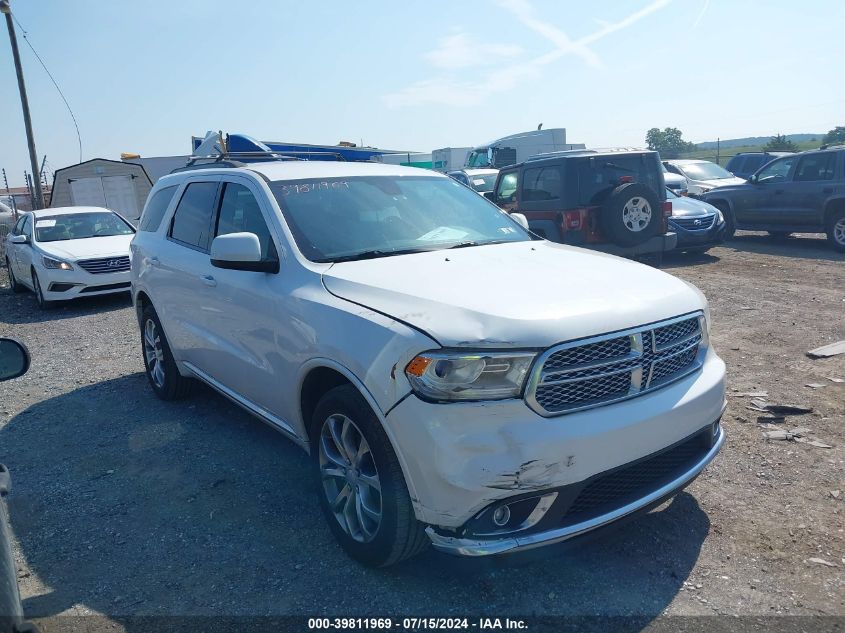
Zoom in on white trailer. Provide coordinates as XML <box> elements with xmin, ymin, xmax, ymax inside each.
<box><xmin>431</xmin><ymin>147</ymin><xmax>471</xmax><ymax>172</ymax></box>
<box><xmin>464</xmin><ymin>128</ymin><xmax>585</xmax><ymax>169</ymax></box>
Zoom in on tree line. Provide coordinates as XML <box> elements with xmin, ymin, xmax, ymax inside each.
<box><xmin>645</xmin><ymin>126</ymin><xmax>845</xmax><ymax>157</ymax></box>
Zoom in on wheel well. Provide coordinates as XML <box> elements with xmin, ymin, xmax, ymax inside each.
<box><xmin>824</xmin><ymin>198</ymin><xmax>845</xmax><ymax>223</ymax></box>
<box><xmin>300</xmin><ymin>367</ymin><xmax>353</xmax><ymax>437</ymax></box>
<box><xmin>708</xmin><ymin>198</ymin><xmax>731</xmax><ymax>214</ymax></box>
<box><xmin>135</xmin><ymin>291</ymin><xmax>151</xmax><ymax>325</ymax></box>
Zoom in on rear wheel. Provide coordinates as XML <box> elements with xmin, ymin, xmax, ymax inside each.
<box><xmin>826</xmin><ymin>210</ymin><xmax>845</xmax><ymax>252</ymax></box>
<box><xmin>6</xmin><ymin>259</ymin><xmax>24</xmax><ymax>293</ymax></box>
<box><xmin>140</xmin><ymin>304</ymin><xmax>193</xmax><ymax>400</ymax></box>
<box><xmin>312</xmin><ymin>385</ymin><xmax>428</xmax><ymax>567</ymax></box>
<box><xmin>31</xmin><ymin>269</ymin><xmax>54</xmax><ymax>309</ymax></box>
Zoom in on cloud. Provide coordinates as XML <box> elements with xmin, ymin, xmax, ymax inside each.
<box><xmin>424</xmin><ymin>33</ymin><xmax>524</xmax><ymax>69</ymax></box>
<box><xmin>383</xmin><ymin>0</ymin><xmax>674</xmax><ymax>108</ymax></box>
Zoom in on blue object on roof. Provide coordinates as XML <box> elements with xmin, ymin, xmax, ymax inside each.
<box><xmin>192</xmin><ymin>134</ymin><xmax>399</xmax><ymax>162</ymax></box>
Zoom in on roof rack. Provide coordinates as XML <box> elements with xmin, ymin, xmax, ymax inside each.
<box><xmin>170</xmin><ymin>150</ymin><xmax>347</xmax><ymax>174</ymax></box>
<box><xmin>819</xmin><ymin>143</ymin><xmax>845</xmax><ymax>150</ymax></box>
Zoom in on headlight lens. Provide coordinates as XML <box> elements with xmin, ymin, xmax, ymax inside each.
<box><xmin>715</xmin><ymin>209</ymin><xmax>725</xmax><ymax>223</ymax></box>
<box><xmin>405</xmin><ymin>351</ymin><xmax>536</xmax><ymax>401</ymax></box>
<box><xmin>42</xmin><ymin>256</ymin><xmax>73</xmax><ymax>270</ymax></box>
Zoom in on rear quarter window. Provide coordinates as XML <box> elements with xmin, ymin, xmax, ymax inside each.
<box><xmin>138</xmin><ymin>185</ymin><xmax>178</xmax><ymax>232</ymax></box>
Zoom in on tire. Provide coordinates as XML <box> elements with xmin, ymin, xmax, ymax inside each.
<box><xmin>600</xmin><ymin>183</ymin><xmax>662</xmax><ymax>247</ymax></box>
<box><xmin>311</xmin><ymin>384</ymin><xmax>428</xmax><ymax>567</ymax></box>
<box><xmin>31</xmin><ymin>269</ymin><xmax>54</xmax><ymax>309</ymax></box>
<box><xmin>767</xmin><ymin>231</ymin><xmax>793</xmax><ymax>238</ymax></box>
<box><xmin>140</xmin><ymin>304</ymin><xmax>193</xmax><ymax>400</ymax></box>
<box><xmin>712</xmin><ymin>202</ymin><xmax>735</xmax><ymax>239</ymax></box>
<box><xmin>6</xmin><ymin>259</ymin><xmax>25</xmax><ymax>293</ymax></box>
<box><xmin>826</xmin><ymin>209</ymin><xmax>845</xmax><ymax>252</ymax></box>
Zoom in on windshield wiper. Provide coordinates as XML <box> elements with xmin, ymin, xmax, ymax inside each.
<box><xmin>321</xmin><ymin>247</ymin><xmax>436</xmax><ymax>263</ymax></box>
<box><xmin>446</xmin><ymin>239</ymin><xmax>510</xmax><ymax>249</ymax></box>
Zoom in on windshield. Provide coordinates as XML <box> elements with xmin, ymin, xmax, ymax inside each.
<box><xmin>269</xmin><ymin>176</ymin><xmax>531</xmax><ymax>262</ymax></box>
<box><xmin>468</xmin><ymin>174</ymin><xmax>498</xmax><ymax>193</ymax></box>
<box><xmin>34</xmin><ymin>212</ymin><xmax>135</xmax><ymax>242</ymax></box>
<box><xmin>466</xmin><ymin>148</ymin><xmax>491</xmax><ymax>168</ymax></box>
<box><xmin>677</xmin><ymin>162</ymin><xmax>733</xmax><ymax>180</ymax></box>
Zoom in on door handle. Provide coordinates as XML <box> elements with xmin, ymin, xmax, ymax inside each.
<box><xmin>149</xmin><ymin>256</ymin><xmax>160</xmax><ymax>267</ymax></box>
<box><xmin>201</xmin><ymin>275</ymin><xmax>217</xmax><ymax>287</ymax></box>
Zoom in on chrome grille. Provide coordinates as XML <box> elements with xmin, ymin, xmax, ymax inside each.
<box><xmin>670</xmin><ymin>215</ymin><xmax>715</xmax><ymax>230</ymax></box>
<box><xmin>77</xmin><ymin>256</ymin><xmax>130</xmax><ymax>274</ymax></box>
<box><xmin>526</xmin><ymin>313</ymin><xmax>705</xmax><ymax>416</ymax></box>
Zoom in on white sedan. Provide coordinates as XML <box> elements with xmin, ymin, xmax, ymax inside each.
<box><xmin>4</xmin><ymin>206</ymin><xmax>135</xmax><ymax>309</ymax></box>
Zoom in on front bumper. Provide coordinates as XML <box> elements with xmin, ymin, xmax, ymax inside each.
<box><xmin>670</xmin><ymin>220</ymin><xmax>727</xmax><ymax>249</ymax></box>
<box><xmin>40</xmin><ymin>268</ymin><xmax>131</xmax><ymax>300</ymax></box>
<box><xmin>427</xmin><ymin>424</ymin><xmax>723</xmax><ymax>556</ymax></box>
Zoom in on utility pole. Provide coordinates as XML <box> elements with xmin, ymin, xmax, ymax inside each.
<box><xmin>1</xmin><ymin>0</ymin><xmax>45</xmax><ymax>209</ymax></box>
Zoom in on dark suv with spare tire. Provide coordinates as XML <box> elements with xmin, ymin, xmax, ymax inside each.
<box><xmin>488</xmin><ymin>149</ymin><xmax>676</xmax><ymax>262</ymax></box>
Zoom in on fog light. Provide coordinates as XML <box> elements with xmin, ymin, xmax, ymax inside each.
<box><xmin>492</xmin><ymin>505</ymin><xmax>511</xmax><ymax>527</ymax></box>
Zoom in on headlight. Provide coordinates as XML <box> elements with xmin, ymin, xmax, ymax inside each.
<box><xmin>715</xmin><ymin>209</ymin><xmax>724</xmax><ymax>223</ymax></box>
<box><xmin>42</xmin><ymin>256</ymin><xmax>73</xmax><ymax>270</ymax></box>
<box><xmin>405</xmin><ymin>351</ymin><xmax>536</xmax><ymax>401</ymax></box>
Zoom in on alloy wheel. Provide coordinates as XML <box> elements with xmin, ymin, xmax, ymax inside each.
<box><xmin>834</xmin><ymin>217</ymin><xmax>845</xmax><ymax>246</ymax></box>
<box><xmin>143</xmin><ymin>318</ymin><xmax>166</xmax><ymax>389</ymax></box>
<box><xmin>622</xmin><ymin>197</ymin><xmax>653</xmax><ymax>232</ymax></box>
<box><xmin>319</xmin><ymin>414</ymin><xmax>382</xmax><ymax>543</ymax></box>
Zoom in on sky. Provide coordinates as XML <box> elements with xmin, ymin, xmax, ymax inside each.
<box><xmin>1</xmin><ymin>0</ymin><xmax>843</xmax><ymax>187</ymax></box>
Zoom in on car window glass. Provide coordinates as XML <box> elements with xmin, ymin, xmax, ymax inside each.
<box><xmin>169</xmin><ymin>182</ymin><xmax>218</xmax><ymax>251</ymax></box>
<box><xmin>576</xmin><ymin>155</ymin><xmax>663</xmax><ymax>205</ymax></box>
<box><xmin>139</xmin><ymin>185</ymin><xmax>178</xmax><ymax>232</ymax></box>
<box><xmin>22</xmin><ymin>215</ymin><xmax>33</xmax><ymax>239</ymax></box>
<box><xmin>522</xmin><ymin>167</ymin><xmax>561</xmax><ymax>201</ymax></box>
<box><xmin>496</xmin><ymin>172</ymin><xmax>518</xmax><ymax>202</ymax></box>
<box><xmin>794</xmin><ymin>152</ymin><xmax>836</xmax><ymax>182</ymax></box>
<box><xmin>215</xmin><ymin>183</ymin><xmax>277</xmax><ymax>260</ymax></box>
<box><xmin>12</xmin><ymin>215</ymin><xmax>26</xmax><ymax>235</ymax></box>
<box><xmin>756</xmin><ymin>156</ymin><xmax>796</xmax><ymax>183</ymax></box>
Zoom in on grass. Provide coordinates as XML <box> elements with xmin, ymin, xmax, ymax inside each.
<box><xmin>679</xmin><ymin>140</ymin><xmax>822</xmax><ymax>166</ymax></box>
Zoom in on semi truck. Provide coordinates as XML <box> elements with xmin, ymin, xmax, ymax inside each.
<box><xmin>464</xmin><ymin>128</ymin><xmax>585</xmax><ymax>169</ymax></box>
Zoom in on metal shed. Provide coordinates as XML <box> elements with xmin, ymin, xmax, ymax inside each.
<box><xmin>49</xmin><ymin>158</ymin><xmax>153</xmax><ymax>224</ymax></box>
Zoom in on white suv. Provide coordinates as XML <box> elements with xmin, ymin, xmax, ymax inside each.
<box><xmin>130</xmin><ymin>159</ymin><xmax>726</xmax><ymax>567</ymax></box>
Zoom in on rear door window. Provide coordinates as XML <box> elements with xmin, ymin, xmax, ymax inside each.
<box><xmin>793</xmin><ymin>152</ymin><xmax>836</xmax><ymax>182</ymax></box>
<box><xmin>169</xmin><ymin>182</ymin><xmax>219</xmax><ymax>251</ymax></box>
<box><xmin>522</xmin><ymin>166</ymin><xmax>561</xmax><ymax>201</ymax></box>
<box><xmin>576</xmin><ymin>155</ymin><xmax>663</xmax><ymax>205</ymax></box>
<box><xmin>139</xmin><ymin>185</ymin><xmax>178</xmax><ymax>232</ymax></box>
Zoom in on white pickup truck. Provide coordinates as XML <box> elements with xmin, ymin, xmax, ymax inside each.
<box><xmin>130</xmin><ymin>159</ymin><xmax>726</xmax><ymax>567</ymax></box>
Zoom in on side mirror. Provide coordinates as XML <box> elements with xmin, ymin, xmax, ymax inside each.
<box><xmin>747</xmin><ymin>174</ymin><xmax>757</xmax><ymax>184</ymax></box>
<box><xmin>0</xmin><ymin>338</ymin><xmax>30</xmax><ymax>382</ymax></box>
<box><xmin>9</xmin><ymin>234</ymin><xmax>28</xmax><ymax>245</ymax></box>
<box><xmin>210</xmin><ymin>233</ymin><xmax>279</xmax><ymax>273</ymax></box>
<box><xmin>510</xmin><ymin>212</ymin><xmax>530</xmax><ymax>231</ymax></box>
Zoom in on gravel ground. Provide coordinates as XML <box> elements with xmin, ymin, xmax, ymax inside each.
<box><xmin>0</xmin><ymin>232</ymin><xmax>843</xmax><ymax>630</ymax></box>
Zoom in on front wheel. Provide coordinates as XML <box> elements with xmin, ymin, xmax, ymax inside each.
<box><xmin>312</xmin><ymin>385</ymin><xmax>428</xmax><ymax>567</ymax></box>
<box><xmin>31</xmin><ymin>269</ymin><xmax>54</xmax><ymax>309</ymax></box>
<box><xmin>827</xmin><ymin>210</ymin><xmax>845</xmax><ymax>252</ymax></box>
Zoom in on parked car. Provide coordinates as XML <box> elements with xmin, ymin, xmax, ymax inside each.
<box><xmin>0</xmin><ymin>337</ymin><xmax>38</xmax><ymax>633</ymax></box>
<box><xmin>663</xmin><ymin>164</ymin><xmax>689</xmax><ymax>196</ymax></box>
<box><xmin>702</xmin><ymin>146</ymin><xmax>845</xmax><ymax>250</ymax></box>
<box><xmin>446</xmin><ymin>168</ymin><xmax>499</xmax><ymax>194</ymax></box>
<box><xmin>667</xmin><ymin>188</ymin><xmax>726</xmax><ymax>253</ymax></box>
<box><xmin>131</xmin><ymin>159</ymin><xmax>725</xmax><ymax>567</ymax></box>
<box><xmin>664</xmin><ymin>159</ymin><xmax>746</xmax><ymax>196</ymax></box>
<box><xmin>725</xmin><ymin>152</ymin><xmax>793</xmax><ymax>180</ymax></box>
<box><xmin>487</xmin><ymin>148</ymin><xmax>677</xmax><ymax>261</ymax></box>
<box><xmin>4</xmin><ymin>207</ymin><xmax>135</xmax><ymax>309</ymax></box>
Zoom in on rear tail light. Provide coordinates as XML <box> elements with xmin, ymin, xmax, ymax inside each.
<box><xmin>564</xmin><ymin>210</ymin><xmax>583</xmax><ymax>230</ymax></box>
<box><xmin>663</xmin><ymin>201</ymin><xmax>672</xmax><ymax>217</ymax></box>
<box><xmin>619</xmin><ymin>175</ymin><xmax>634</xmax><ymax>184</ymax></box>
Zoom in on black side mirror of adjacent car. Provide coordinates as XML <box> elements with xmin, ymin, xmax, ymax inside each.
<box><xmin>747</xmin><ymin>174</ymin><xmax>757</xmax><ymax>184</ymax></box>
<box><xmin>0</xmin><ymin>339</ymin><xmax>30</xmax><ymax>382</ymax></box>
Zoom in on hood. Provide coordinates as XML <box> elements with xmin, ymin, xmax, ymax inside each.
<box><xmin>37</xmin><ymin>234</ymin><xmax>133</xmax><ymax>261</ymax></box>
<box><xmin>694</xmin><ymin>177</ymin><xmax>747</xmax><ymax>189</ymax></box>
<box><xmin>671</xmin><ymin>196</ymin><xmax>720</xmax><ymax>217</ymax></box>
<box><xmin>322</xmin><ymin>241</ymin><xmax>705</xmax><ymax>348</ymax></box>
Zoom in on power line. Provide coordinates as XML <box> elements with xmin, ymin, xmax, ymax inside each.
<box><xmin>11</xmin><ymin>12</ymin><xmax>82</xmax><ymax>163</ymax></box>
